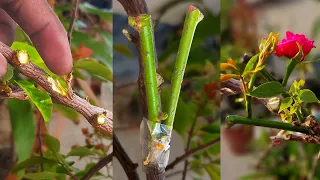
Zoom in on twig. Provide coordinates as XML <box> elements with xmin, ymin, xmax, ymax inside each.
<box><xmin>0</xmin><ymin>42</ymin><xmax>113</xmax><ymax>137</ymax></box>
<box><xmin>0</xmin><ymin>90</ymin><xmax>28</xmax><ymax>100</ymax></box>
<box><xmin>182</xmin><ymin>117</ymin><xmax>197</xmax><ymax>179</ymax></box>
<box><xmin>67</xmin><ymin>0</ymin><xmax>80</xmax><ymax>44</ymax></box>
<box><xmin>113</xmin><ymin>134</ymin><xmax>140</xmax><ymax>180</ymax></box>
<box><xmin>38</xmin><ymin>115</ymin><xmax>44</xmax><ymax>172</ymax></box>
<box><xmin>270</xmin><ymin>133</ymin><xmax>320</xmax><ymax>145</ymax></box>
<box><xmin>309</xmin><ymin>151</ymin><xmax>320</xmax><ymax>180</ymax></box>
<box><xmin>166</xmin><ymin>5</ymin><xmax>203</xmax><ymax>126</ymax></box>
<box><xmin>81</xmin><ymin>152</ymin><xmax>113</xmax><ymax>180</ymax></box>
<box><xmin>166</xmin><ymin>137</ymin><xmax>220</xmax><ymax>171</ymax></box>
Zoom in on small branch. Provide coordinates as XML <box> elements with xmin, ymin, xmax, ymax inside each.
<box><xmin>0</xmin><ymin>90</ymin><xmax>28</xmax><ymax>100</ymax></box>
<box><xmin>270</xmin><ymin>133</ymin><xmax>320</xmax><ymax>145</ymax></box>
<box><xmin>165</xmin><ymin>137</ymin><xmax>220</xmax><ymax>171</ymax></box>
<box><xmin>226</xmin><ymin>115</ymin><xmax>313</xmax><ymax>135</ymax></box>
<box><xmin>113</xmin><ymin>134</ymin><xmax>140</xmax><ymax>180</ymax></box>
<box><xmin>38</xmin><ymin>115</ymin><xmax>44</xmax><ymax>172</ymax></box>
<box><xmin>67</xmin><ymin>0</ymin><xmax>80</xmax><ymax>44</ymax></box>
<box><xmin>128</xmin><ymin>14</ymin><xmax>159</xmax><ymax>122</ymax></box>
<box><xmin>182</xmin><ymin>117</ymin><xmax>197</xmax><ymax>180</ymax></box>
<box><xmin>166</xmin><ymin>5</ymin><xmax>203</xmax><ymax>126</ymax></box>
<box><xmin>309</xmin><ymin>151</ymin><xmax>320</xmax><ymax>180</ymax></box>
<box><xmin>81</xmin><ymin>152</ymin><xmax>113</xmax><ymax>180</ymax></box>
<box><xmin>0</xmin><ymin>42</ymin><xmax>112</xmax><ymax>137</ymax></box>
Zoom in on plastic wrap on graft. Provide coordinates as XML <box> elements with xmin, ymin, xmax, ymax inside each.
<box><xmin>140</xmin><ymin>118</ymin><xmax>172</xmax><ymax>171</ymax></box>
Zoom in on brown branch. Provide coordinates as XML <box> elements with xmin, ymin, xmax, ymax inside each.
<box><xmin>270</xmin><ymin>133</ymin><xmax>320</xmax><ymax>145</ymax></box>
<box><xmin>113</xmin><ymin>134</ymin><xmax>140</xmax><ymax>180</ymax></box>
<box><xmin>182</xmin><ymin>117</ymin><xmax>197</xmax><ymax>179</ymax></box>
<box><xmin>81</xmin><ymin>152</ymin><xmax>113</xmax><ymax>180</ymax></box>
<box><xmin>67</xmin><ymin>0</ymin><xmax>80</xmax><ymax>44</ymax></box>
<box><xmin>309</xmin><ymin>151</ymin><xmax>320</xmax><ymax>180</ymax></box>
<box><xmin>0</xmin><ymin>90</ymin><xmax>28</xmax><ymax>100</ymax></box>
<box><xmin>165</xmin><ymin>137</ymin><xmax>220</xmax><ymax>171</ymax></box>
<box><xmin>0</xmin><ymin>42</ymin><xmax>113</xmax><ymax>137</ymax></box>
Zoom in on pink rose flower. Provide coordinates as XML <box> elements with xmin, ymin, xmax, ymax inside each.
<box><xmin>275</xmin><ymin>31</ymin><xmax>316</xmax><ymax>61</ymax></box>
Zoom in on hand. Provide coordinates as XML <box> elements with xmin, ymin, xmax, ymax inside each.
<box><xmin>0</xmin><ymin>0</ymin><xmax>73</xmax><ymax>77</ymax></box>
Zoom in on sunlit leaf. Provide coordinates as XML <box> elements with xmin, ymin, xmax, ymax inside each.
<box><xmin>220</xmin><ymin>74</ymin><xmax>240</xmax><ymax>82</ymax></box>
<box><xmin>279</xmin><ymin>97</ymin><xmax>293</xmax><ymax>113</ymax></box>
<box><xmin>16</xmin><ymin>80</ymin><xmax>53</xmax><ymax>121</ymax></box>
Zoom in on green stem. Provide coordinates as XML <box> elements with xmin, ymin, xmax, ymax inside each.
<box><xmin>129</xmin><ymin>15</ymin><xmax>159</xmax><ymax>122</ymax></box>
<box><xmin>246</xmin><ymin>73</ymin><xmax>257</xmax><ymax>118</ymax></box>
<box><xmin>282</xmin><ymin>59</ymin><xmax>299</xmax><ymax>87</ymax></box>
<box><xmin>165</xmin><ymin>5</ymin><xmax>203</xmax><ymax>126</ymax></box>
<box><xmin>296</xmin><ymin>108</ymin><xmax>303</xmax><ymax>123</ymax></box>
<box><xmin>226</xmin><ymin>115</ymin><xmax>312</xmax><ymax>134</ymax></box>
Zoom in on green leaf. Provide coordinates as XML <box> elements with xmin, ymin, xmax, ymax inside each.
<box><xmin>114</xmin><ymin>44</ymin><xmax>133</xmax><ymax>58</ymax></box>
<box><xmin>279</xmin><ymin>97</ymin><xmax>293</xmax><ymax>112</ymax></box>
<box><xmin>2</xmin><ymin>64</ymin><xmax>14</xmax><ymax>82</ymax></box>
<box><xmin>79</xmin><ymin>2</ymin><xmax>112</xmax><ymax>21</ymax></box>
<box><xmin>250</xmin><ymin>81</ymin><xmax>286</xmax><ymax>98</ymax></box>
<box><xmin>74</xmin><ymin>59</ymin><xmax>113</xmax><ymax>81</ymax></box>
<box><xmin>243</xmin><ymin>53</ymin><xmax>259</xmax><ymax>74</ymax></box>
<box><xmin>54</xmin><ymin>104</ymin><xmax>79</xmax><ymax>123</ymax></box>
<box><xmin>12</xmin><ymin>156</ymin><xmax>58</xmax><ymax>173</ymax></box>
<box><xmin>23</xmin><ymin>172</ymin><xmax>61</xmax><ymax>180</ymax></box>
<box><xmin>299</xmin><ymin>89</ymin><xmax>319</xmax><ymax>103</ymax></box>
<box><xmin>72</xmin><ymin>69</ymin><xmax>87</xmax><ymax>80</ymax></box>
<box><xmin>45</xmin><ymin>134</ymin><xmax>60</xmax><ymax>153</ymax></box>
<box><xmin>16</xmin><ymin>80</ymin><xmax>53</xmax><ymax>122</ymax></box>
<box><xmin>161</xmin><ymin>88</ymin><xmax>196</xmax><ymax>135</ymax></box>
<box><xmin>8</xmin><ymin>99</ymin><xmax>36</xmax><ymax>162</ymax></box>
<box><xmin>201</xmin><ymin>123</ymin><xmax>220</xmax><ymax>134</ymax></box>
<box><xmin>203</xmin><ymin>164</ymin><xmax>220</xmax><ymax>180</ymax></box>
<box><xmin>67</xmin><ymin>146</ymin><xmax>95</xmax><ymax>158</ymax></box>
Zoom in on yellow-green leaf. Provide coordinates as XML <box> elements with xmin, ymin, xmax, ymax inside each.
<box><xmin>74</xmin><ymin>59</ymin><xmax>113</xmax><ymax>82</ymax></box>
<box><xmin>16</xmin><ymin>80</ymin><xmax>53</xmax><ymax>122</ymax></box>
<box><xmin>250</xmin><ymin>81</ymin><xmax>286</xmax><ymax>98</ymax></box>
<box><xmin>220</xmin><ymin>74</ymin><xmax>240</xmax><ymax>82</ymax></box>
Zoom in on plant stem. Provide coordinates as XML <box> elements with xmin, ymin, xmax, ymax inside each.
<box><xmin>129</xmin><ymin>15</ymin><xmax>159</xmax><ymax>122</ymax></box>
<box><xmin>245</xmin><ymin>72</ymin><xmax>257</xmax><ymax>118</ymax></box>
<box><xmin>296</xmin><ymin>109</ymin><xmax>303</xmax><ymax>123</ymax></box>
<box><xmin>226</xmin><ymin>115</ymin><xmax>312</xmax><ymax>134</ymax></box>
<box><xmin>282</xmin><ymin>59</ymin><xmax>298</xmax><ymax>87</ymax></box>
<box><xmin>165</xmin><ymin>5</ymin><xmax>203</xmax><ymax>126</ymax></box>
